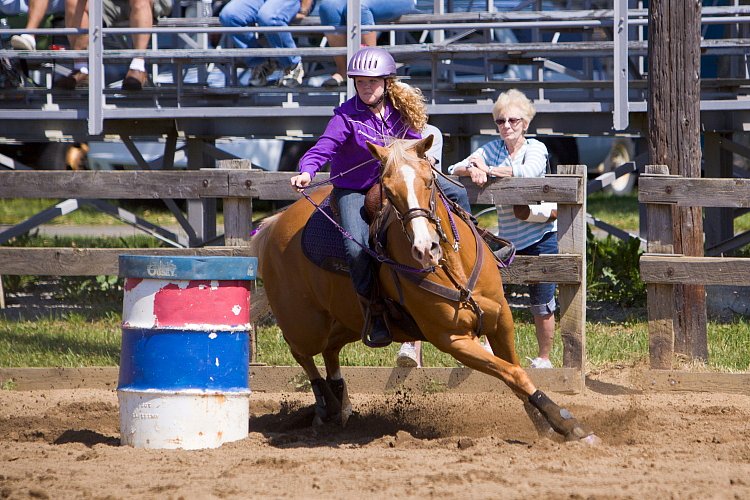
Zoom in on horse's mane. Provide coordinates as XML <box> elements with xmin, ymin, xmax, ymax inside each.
<box><xmin>381</xmin><ymin>137</ymin><xmax>426</xmax><ymax>172</ymax></box>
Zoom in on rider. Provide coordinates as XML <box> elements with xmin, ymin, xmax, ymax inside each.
<box><xmin>290</xmin><ymin>47</ymin><xmax>474</xmax><ymax>348</ymax></box>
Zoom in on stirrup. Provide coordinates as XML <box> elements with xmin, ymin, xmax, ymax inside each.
<box><xmin>358</xmin><ymin>295</ymin><xmax>392</xmax><ymax>348</ymax></box>
<box><xmin>362</xmin><ymin>315</ymin><xmax>392</xmax><ymax>348</ymax></box>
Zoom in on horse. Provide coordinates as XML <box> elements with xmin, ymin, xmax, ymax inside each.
<box><xmin>249</xmin><ymin>135</ymin><xmax>598</xmax><ymax>444</ymax></box>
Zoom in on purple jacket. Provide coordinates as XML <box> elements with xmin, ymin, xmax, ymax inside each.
<box><xmin>298</xmin><ymin>95</ymin><xmax>420</xmax><ymax>190</ymax></box>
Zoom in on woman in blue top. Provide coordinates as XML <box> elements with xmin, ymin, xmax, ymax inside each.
<box><xmin>291</xmin><ymin>47</ymin><xmax>470</xmax><ymax>348</ymax></box>
<box><xmin>449</xmin><ymin>89</ymin><xmax>558</xmax><ymax>369</ymax></box>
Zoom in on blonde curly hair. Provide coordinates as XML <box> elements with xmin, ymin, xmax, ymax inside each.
<box><xmin>387</xmin><ymin>78</ymin><xmax>428</xmax><ymax>133</ymax></box>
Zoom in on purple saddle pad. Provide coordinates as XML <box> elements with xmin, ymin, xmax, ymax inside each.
<box><xmin>301</xmin><ymin>197</ymin><xmax>349</xmax><ymax>275</ymax></box>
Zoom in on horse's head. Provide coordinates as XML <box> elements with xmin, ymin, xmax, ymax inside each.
<box><xmin>367</xmin><ymin>135</ymin><xmax>443</xmax><ymax>268</ymax></box>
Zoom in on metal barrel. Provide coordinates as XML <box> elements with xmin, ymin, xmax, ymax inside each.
<box><xmin>117</xmin><ymin>255</ymin><xmax>257</xmax><ymax>450</ymax></box>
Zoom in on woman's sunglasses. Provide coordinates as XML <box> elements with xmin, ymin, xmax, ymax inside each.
<box><xmin>495</xmin><ymin>117</ymin><xmax>523</xmax><ymax>127</ymax></box>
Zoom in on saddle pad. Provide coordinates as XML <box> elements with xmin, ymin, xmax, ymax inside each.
<box><xmin>301</xmin><ymin>197</ymin><xmax>349</xmax><ymax>275</ymax></box>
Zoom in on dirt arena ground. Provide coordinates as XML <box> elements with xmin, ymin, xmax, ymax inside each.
<box><xmin>1</xmin><ymin>367</ymin><xmax>749</xmax><ymax>499</ymax></box>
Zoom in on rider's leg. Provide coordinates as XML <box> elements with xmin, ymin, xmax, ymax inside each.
<box><xmin>333</xmin><ymin>187</ymin><xmax>392</xmax><ymax>347</ymax></box>
<box><xmin>435</xmin><ymin>174</ymin><xmax>471</xmax><ymax>214</ymax></box>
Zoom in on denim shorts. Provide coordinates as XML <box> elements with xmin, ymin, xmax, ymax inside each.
<box><xmin>518</xmin><ymin>231</ymin><xmax>558</xmax><ymax>316</ymax></box>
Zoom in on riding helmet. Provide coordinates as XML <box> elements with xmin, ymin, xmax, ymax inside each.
<box><xmin>346</xmin><ymin>47</ymin><xmax>397</xmax><ymax>78</ymax></box>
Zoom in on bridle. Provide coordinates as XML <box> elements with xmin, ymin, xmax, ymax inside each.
<box><xmin>389</xmin><ymin>170</ymin><xmax>450</xmax><ymax>248</ymax></box>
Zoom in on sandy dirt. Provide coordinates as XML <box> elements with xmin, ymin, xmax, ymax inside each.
<box><xmin>1</xmin><ymin>367</ymin><xmax>749</xmax><ymax>499</ymax></box>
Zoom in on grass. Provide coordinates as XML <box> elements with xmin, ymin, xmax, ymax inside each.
<box><xmin>0</xmin><ymin>198</ymin><xmax>283</xmax><ymax>227</ymax></box>
<box><xmin>0</xmin><ymin>198</ymin><xmax>182</xmax><ymax>227</ymax></box>
<box><xmin>1</xmin><ymin>308</ymin><xmax>748</xmax><ymax>371</ymax></box>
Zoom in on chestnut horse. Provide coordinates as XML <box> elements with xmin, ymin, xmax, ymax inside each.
<box><xmin>250</xmin><ymin>136</ymin><xmax>597</xmax><ymax>443</ymax></box>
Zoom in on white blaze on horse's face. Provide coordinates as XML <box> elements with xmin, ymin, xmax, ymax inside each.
<box><xmin>400</xmin><ymin>165</ymin><xmax>442</xmax><ymax>267</ymax></box>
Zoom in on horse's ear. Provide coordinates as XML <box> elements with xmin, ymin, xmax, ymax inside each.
<box><xmin>367</xmin><ymin>141</ymin><xmax>389</xmax><ymax>163</ymax></box>
<box><xmin>414</xmin><ymin>135</ymin><xmax>434</xmax><ymax>158</ymax></box>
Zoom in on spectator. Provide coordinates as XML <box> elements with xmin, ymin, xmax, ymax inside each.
<box><xmin>218</xmin><ymin>0</ymin><xmax>308</xmax><ymax>88</ymax></box>
<box><xmin>318</xmin><ymin>0</ymin><xmax>417</xmax><ymax>87</ymax></box>
<box><xmin>448</xmin><ymin>89</ymin><xmax>558</xmax><ymax>369</ymax></box>
<box><xmin>52</xmin><ymin>0</ymin><xmax>172</xmax><ymax>90</ymax></box>
<box><xmin>4</xmin><ymin>0</ymin><xmax>65</xmax><ymax>50</ymax></box>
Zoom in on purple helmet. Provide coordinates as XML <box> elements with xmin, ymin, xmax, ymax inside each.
<box><xmin>347</xmin><ymin>47</ymin><xmax>397</xmax><ymax>78</ymax></box>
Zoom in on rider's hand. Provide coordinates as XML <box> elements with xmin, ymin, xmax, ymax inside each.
<box><xmin>291</xmin><ymin>172</ymin><xmax>312</xmax><ymax>191</ymax></box>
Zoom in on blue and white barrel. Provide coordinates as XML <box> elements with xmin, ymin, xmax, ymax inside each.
<box><xmin>117</xmin><ymin>255</ymin><xmax>257</xmax><ymax>450</ymax></box>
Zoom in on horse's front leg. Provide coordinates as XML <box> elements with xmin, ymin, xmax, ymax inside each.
<box><xmin>437</xmin><ymin>336</ymin><xmax>599</xmax><ymax>444</ymax></box>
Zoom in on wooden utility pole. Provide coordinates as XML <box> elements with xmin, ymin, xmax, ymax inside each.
<box><xmin>647</xmin><ymin>0</ymin><xmax>707</xmax><ymax>361</ymax></box>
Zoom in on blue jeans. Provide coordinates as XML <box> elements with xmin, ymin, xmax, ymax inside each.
<box><xmin>218</xmin><ymin>0</ymin><xmax>303</xmax><ymax>68</ymax></box>
<box><xmin>333</xmin><ymin>176</ymin><xmax>470</xmax><ymax>297</ymax></box>
<box><xmin>332</xmin><ymin>188</ymin><xmax>372</xmax><ymax>297</ymax></box>
<box><xmin>319</xmin><ymin>0</ymin><xmax>417</xmax><ymax>28</ymax></box>
<box><xmin>519</xmin><ymin>230</ymin><xmax>558</xmax><ymax>316</ymax></box>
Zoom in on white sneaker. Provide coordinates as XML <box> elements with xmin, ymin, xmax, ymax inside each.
<box><xmin>279</xmin><ymin>61</ymin><xmax>304</xmax><ymax>88</ymax></box>
<box><xmin>396</xmin><ymin>343</ymin><xmax>419</xmax><ymax>368</ymax></box>
<box><xmin>528</xmin><ymin>357</ymin><xmax>553</xmax><ymax>369</ymax></box>
<box><xmin>11</xmin><ymin>34</ymin><xmax>36</xmax><ymax>51</ymax></box>
<box><xmin>249</xmin><ymin>59</ymin><xmax>277</xmax><ymax>87</ymax></box>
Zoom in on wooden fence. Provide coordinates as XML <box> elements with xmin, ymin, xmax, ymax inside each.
<box><xmin>639</xmin><ymin>165</ymin><xmax>750</xmax><ymax>369</ymax></box>
<box><xmin>0</xmin><ymin>166</ymin><xmax>587</xmax><ymax>385</ymax></box>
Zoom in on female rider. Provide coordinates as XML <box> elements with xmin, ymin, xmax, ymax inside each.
<box><xmin>290</xmin><ymin>47</ymin><xmax>472</xmax><ymax>348</ymax></box>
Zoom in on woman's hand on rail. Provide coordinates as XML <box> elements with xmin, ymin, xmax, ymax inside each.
<box><xmin>291</xmin><ymin>172</ymin><xmax>312</xmax><ymax>191</ymax></box>
<box><xmin>467</xmin><ymin>155</ymin><xmax>489</xmax><ymax>186</ymax></box>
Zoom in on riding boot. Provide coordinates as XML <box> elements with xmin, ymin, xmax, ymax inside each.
<box><xmin>477</xmin><ymin>227</ymin><xmax>516</xmax><ymax>267</ymax></box>
<box><xmin>357</xmin><ymin>294</ymin><xmax>392</xmax><ymax>348</ymax></box>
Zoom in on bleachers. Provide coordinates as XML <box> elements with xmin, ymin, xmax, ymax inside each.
<box><xmin>0</xmin><ymin>2</ymin><xmax>749</xmax><ymax>142</ymax></box>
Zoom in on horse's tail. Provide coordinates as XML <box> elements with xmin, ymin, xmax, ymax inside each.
<box><xmin>248</xmin><ymin>213</ymin><xmax>283</xmax><ymax>321</ymax></box>
<box><xmin>248</xmin><ymin>212</ymin><xmax>282</xmax><ymax>280</ymax></box>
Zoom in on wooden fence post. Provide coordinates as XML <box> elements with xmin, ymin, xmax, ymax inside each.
<box><xmin>643</xmin><ymin>164</ymin><xmax>676</xmax><ymax>369</ymax></box>
<box><xmin>648</xmin><ymin>0</ymin><xmax>707</xmax><ymax>362</ymax></box>
<box><xmin>555</xmin><ymin>165</ymin><xmax>586</xmax><ymax>372</ymax></box>
<box><xmin>217</xmin><ymin>159</ymin><xmax>256</xmax><ymax>362</ymax></box>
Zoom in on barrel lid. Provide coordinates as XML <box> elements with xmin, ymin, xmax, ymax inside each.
<box><xmin>119</xmin><ymin>255</ymin><xmax>257</xmax><ymax>280</ymax></box>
